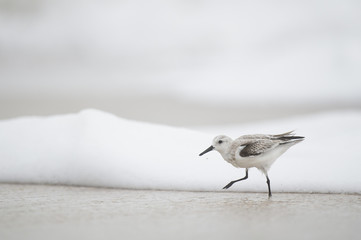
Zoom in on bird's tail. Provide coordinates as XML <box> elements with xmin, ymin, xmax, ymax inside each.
<box><xmin>272</xmin><ymin>130</ymin><xmax>295</xmax><ymax>138</ymax></box>
<box><xmin>272</xmin><ymin>131</ymin><xmax>305</xmax><ymax>144</ymax></box>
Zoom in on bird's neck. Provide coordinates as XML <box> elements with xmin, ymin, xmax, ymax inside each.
<box><xmin>219</xmin><ymin>145</ymin><xmax>234</xmax><ymax>163</ymax></box>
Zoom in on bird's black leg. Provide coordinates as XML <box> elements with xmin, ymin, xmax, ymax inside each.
<box><xmin>223</xmin><ymin>169</ymin><xmax>248</xmax><ymax>189</ymax></box>
<box><xmin>266</xmin><ymin>175</ymin><xmax>272</xmax><ymax>198</ymax></box>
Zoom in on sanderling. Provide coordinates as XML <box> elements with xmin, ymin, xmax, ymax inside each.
<box><xmin>199</xmin><ymin>131</ymin><xmax>304</xmax><ymax>197</ymax></box>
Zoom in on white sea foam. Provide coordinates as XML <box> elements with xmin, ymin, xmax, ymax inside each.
<box><xmin>0</xmin><ymin>109</ymin><xmax>360</xmax><ymax>194</ymax></box>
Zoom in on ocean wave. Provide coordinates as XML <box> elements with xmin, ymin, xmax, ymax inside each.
<box><xmin>0</xmin><ymin>109</ymin><xmax>360</xmax><ymax>194</ymax></box>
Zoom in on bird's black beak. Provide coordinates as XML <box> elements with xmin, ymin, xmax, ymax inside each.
<box><xmin>199</xmin><ymin>145</ymin><xmax>214</xmax><ymax>156</ymax></box>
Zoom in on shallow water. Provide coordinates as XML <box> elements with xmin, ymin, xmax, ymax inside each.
<box><xmin>1</xmin><ymin>184</ymin><xmax>360</xmax><ymax>240</ymax></box>
<box><xmin>2</xmin><ymin>95</ymin><xmax>359</xmax><ymax>126</ymax></box>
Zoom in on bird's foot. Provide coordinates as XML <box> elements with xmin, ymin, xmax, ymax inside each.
<box><xmin>223</xmin><ymin>181</ymin><xmax>235</xmax><ymax>189</ymax></box>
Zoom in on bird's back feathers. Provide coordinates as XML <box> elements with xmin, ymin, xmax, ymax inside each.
<box><xmin>234</xmin><ymin>131</ymin><xmax>304</xmax><ymax>158</ymax></box>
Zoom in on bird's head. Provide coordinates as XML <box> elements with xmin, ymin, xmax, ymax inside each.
<box><xmin>199</xmin><ymin>135</ymin><xmax>233</xmax><ymax>156</ymax></box>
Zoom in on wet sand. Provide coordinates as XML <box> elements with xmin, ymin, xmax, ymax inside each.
<box><xmin>0</xmin><ymin>184</ymin><xmax>360</xmax><ymax>240</ymax></box>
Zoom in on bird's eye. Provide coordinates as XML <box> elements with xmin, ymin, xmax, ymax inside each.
<box><xmin>218</xmin><ymin>140</ymin><xmax>223</xmax><ymax>144</ymax></box>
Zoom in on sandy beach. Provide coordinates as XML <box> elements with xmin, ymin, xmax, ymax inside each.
<box><xmin>1</xmin><ymin>184</ymin><xmax>360</xmax><ymax>240</ymax></box>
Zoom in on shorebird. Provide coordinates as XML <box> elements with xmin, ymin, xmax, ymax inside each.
<box><xmin>199</xmin><ymin>131</ymin><xmax>304</xmax><ymax>197</ymax></box>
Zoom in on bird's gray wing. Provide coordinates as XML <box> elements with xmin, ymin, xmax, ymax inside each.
<box><xmin>239</xmin><ymin>139</ymin><xmax>278</xmax><ymax>157</ymax></box>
